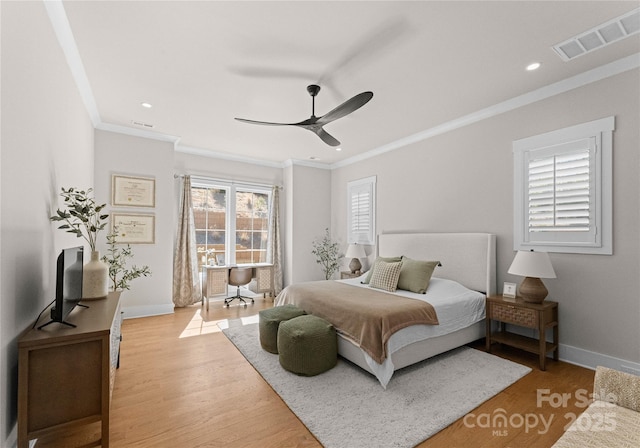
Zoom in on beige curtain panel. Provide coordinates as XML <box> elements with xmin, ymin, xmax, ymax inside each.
<box><xmin>267</xmin><ymin>185</ymin><xmax>283</xmax><ymax>295</ymax></box>
<box><xmin>173</xmin><ymin>175</ymin><xmax>201</xmax><ymax>307</ymax></box>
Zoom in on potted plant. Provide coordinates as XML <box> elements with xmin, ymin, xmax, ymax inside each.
<box><xmin>50</xmin><ymin>187</ymin><xmax>110</xmax><ymax>298</ymax></box>
<box><xmin>311</xmin><ymin>228</ymin><xmax>340</xmax><ymax>280</ymax></box>
<box><xmin>102</xmin><ymin>228</ymin><xmax>151</xmax><ymax>291</ymax></box>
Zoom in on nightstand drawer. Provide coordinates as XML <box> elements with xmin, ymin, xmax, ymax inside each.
<box><xmin>491</xmin><ymin>303</ymin><xmax>538</xmax><ymax>328</ymax></box>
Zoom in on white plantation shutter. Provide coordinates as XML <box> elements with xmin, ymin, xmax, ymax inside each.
<box><xmin>527</xmin><ymin>140</ymin><xmax>593</xmax><ymax>234</ymax></box>
<box><xmin>348</xmin><ymin>176</ymin><xmax>376</xmax><ymax>245</ymax></box>
<box><xmin>351</xmin><ymin>188</ymin><xmax>371</xmax><ymax>233</ymax></box>
<box><xmin>513</xmin><ymin>117</ymin><xmax>613</xmax><ymax>254</ymax></box>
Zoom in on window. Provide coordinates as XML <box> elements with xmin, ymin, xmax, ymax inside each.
<box><xmin>513</xmin><ymin>116</ymin><xmax>613</xmax><ymax>254</ymax></box>
<box><xmin>347</xmin><ymin>176</ymin><xmax>376</xmax><ymax>245</ymax></box>
<box><xmin>192</xmin><ymin>179</ymin><xmax>271</xmax><ymax>268</ymax></box>
<box><xmin>235</xmin><ymin>190</ymin><xmax>269</xmax><ymax>264</ymax></box>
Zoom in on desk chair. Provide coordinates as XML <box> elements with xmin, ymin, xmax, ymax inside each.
<box><xmin>225</xmin><ymin>267</ymin><xmax>254</xmax><ymax>307</ymax></box>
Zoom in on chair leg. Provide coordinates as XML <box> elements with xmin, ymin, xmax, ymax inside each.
<box><xmin>224</xmin><ymin>286</ymin><xmax>254</xmax><ymax>307</ymax></box>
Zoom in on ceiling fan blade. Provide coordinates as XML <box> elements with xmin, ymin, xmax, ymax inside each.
<box><xmin>313</xmin><ymin>128</ymin><xmax>341</xmax><ymax>147</ymax></box>
<box><xmin>317</xmin><ymin>91</ymin><xmax>373</xmax><ymax>125</ymax></box>
<box><xmin>319</xmin><ymin>17</ymin><xmax>409</xmax><ymax>86</ymax></box>
<box><xmin>234</xmin><ymin>117</ymin><xmax>295</xmax><ymax>127</ymax></box>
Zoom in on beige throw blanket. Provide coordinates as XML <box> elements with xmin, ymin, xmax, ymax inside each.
<box><xmin>276</xmin><ymin>281</ymin><xmax>439</xmax><ymax>364</ymax></box>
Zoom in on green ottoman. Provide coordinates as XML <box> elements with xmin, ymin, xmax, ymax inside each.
<box><xmin>258</xmin><ymin>305</ymin><xmax>306</xmax><ymax>354</ymax></box>
<box><xmin>277</xmin><ymin>315</ymin><xmax>337</xmax><ymax>376</ymax></box>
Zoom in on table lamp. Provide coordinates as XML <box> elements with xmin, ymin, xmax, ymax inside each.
<box><xmin>507</xmin><ymin>250</ymin><xmax>556</xmax><ymax>303</ymax></box>
<box><xmin>345</xmin><ymin>243</ymin><xmax>366</xmax><ymax>274</ymax></box>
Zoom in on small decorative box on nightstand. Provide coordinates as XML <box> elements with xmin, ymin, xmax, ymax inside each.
<box><xmin>485</xmin><ymin>295</ymin><xmax>559</xmax><ymax>370</ymax></box>
<box><xmin>340</xmin><ymin>271</ymin><xmax>361</xmax><ymax>279</ymax></box>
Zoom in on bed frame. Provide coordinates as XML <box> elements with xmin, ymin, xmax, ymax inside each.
<box><xmin>337</xmin><ymin>232</ymin><xmax>496</xmax><ymax>375</ymax></box>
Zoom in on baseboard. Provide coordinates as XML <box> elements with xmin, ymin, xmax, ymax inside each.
<box><xmin>559</xmin><ymin>343</ymin><xmax>640</xmax><ymax>375</ymax></box>
<box><xmin>122</xmin><ymin>303</ymin><xmax>174</xmax><ymax>319</ymax></box>
<box><xmin>505</xmin><ymin>324</ymin><xmax>640</xmax><ymax>375</ymax></box>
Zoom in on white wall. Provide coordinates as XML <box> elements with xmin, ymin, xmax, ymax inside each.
<box><xmin>94</xmin><ymin>131</ymin><xmax>175</xmax><ymax>318</ymax></box>
<box><xmin>284</xmin><ymin>163</ymin><xmax>332</xmax><ymax>284</ymax></box>
<box><xmin>0</xmin><ymin>2</ymin><xmax>95</xmax><ymax>445</ymax></box>
<box><xmin>332</xmin><ymin>69</ymin><xmax>640</xmax><ymax>368</ymax></box>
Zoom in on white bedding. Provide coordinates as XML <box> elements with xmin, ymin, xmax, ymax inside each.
<box><xmin>337</xmin><ymin>275</ymin><xmax>486</xmax><ymax>387</ymax></box>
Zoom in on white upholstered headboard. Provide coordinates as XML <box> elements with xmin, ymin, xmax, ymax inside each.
<box><xmin>377</xmin><ymin>232</ymin><xmax>496</xmax><ymax>295</ymax></box>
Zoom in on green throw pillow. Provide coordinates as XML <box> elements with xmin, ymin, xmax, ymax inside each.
<box><xmin>362</xmin><ymin>256</ymin><xmax>403</xmax><ymax>284</ymax></box>
<box><xmin>397</xmin><ymin>257</ymin><xmax>439</xmax><ymax>294</ymax></box>
<box><xmin>369</xmin><ymin>260</ymin><xmax>403</xmax><ymax>292</ymax></box>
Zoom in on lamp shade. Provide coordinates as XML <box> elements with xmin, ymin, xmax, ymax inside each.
<box><xmin>508</xmin><ymin>250</ymin><xmax>556</xmax><ymax>279</ymax></box>
<box><xmin>345</xmin><ymin>243</ymin><xmax>366</xmax><ymax>259</ymax></box>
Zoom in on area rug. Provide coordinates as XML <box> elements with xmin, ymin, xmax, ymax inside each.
<box><xmin>222</xmin><ymin>320</ymin><xmax>531</xmax><ymax>448</ymax></box>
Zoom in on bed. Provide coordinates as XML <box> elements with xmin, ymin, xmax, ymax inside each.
<box><xmin>275</xmin><ymin>232</ymin><xmax>496</xmax><ymax>387</ymax></box>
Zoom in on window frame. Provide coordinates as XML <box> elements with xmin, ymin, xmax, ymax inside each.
<box><xmin>513</xmin><ymin>116</ymin><xmax>614</xmax><ymax>254</ymax></box>
<box><xmin>347</xmin><ymin>176</ymin><xmax>376</xmax><ymax>245</ymax></box>
<box><xmin>191</xmin><ymin>178</ymin><xmax>271</xmax><ymax>266</ymax></box>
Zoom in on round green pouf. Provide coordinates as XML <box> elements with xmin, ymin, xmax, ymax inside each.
<box><xmin>258</xmin><ymin>304</ymin><xmax>306</xmax><ymax>354</ymax></box>
<box><xmin>277</xmin><ymin>314</ymin><xmax>337</xmax><ymax>376</ymax></box>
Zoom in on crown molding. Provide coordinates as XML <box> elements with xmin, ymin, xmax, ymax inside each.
<box><xmin>44</xmin><ymin>0</ymin><xmax>101</xmax><ymax>127</ymax></box>
<box><xmin>96</xmin><ymin>122</ymin><xmax>180</xmax><ymax>145</ymax></box>
<box><xmin>331</xmin><ymin>52</ymin><xmax>640</xmax><ymax>169</ymax></box>
<box><xmin>283</xmin><ymin>159</ymin><xmax>332</xmax><ymax>169</ymax></box>
<box><xmin>176</xmin><ymin>145</ymin><xmax>285</xmax><ymax>169</ymax></box>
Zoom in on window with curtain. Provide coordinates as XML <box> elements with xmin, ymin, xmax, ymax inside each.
<box><xmin>192</xmin><ymin>180</ymin><xmax>271</xmax><ymax>268</ymax></box>
<box><xmin>513</xmin><ymin>116</ymin><xmax>613</xmax><ymax>254</ymax></box>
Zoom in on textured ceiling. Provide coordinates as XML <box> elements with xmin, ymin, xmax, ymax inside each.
<box><xmin>60</xmin><ymin>1</ymin><xmax>640</xmax><ymax>166</ymax></box>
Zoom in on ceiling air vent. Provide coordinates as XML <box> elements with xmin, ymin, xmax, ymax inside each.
<box><xmin>552</xmin><ymin>7</ymin><xmax>640</xmax><ymax>61</ymax></box>
<box><xmin>132</xmin><ymin>120</ymin><xmax>154</xmax><ymax>128</ymax></box>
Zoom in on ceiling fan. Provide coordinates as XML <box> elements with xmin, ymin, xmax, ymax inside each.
<box><xmin>235</xmin><ymin>84</ymin><xmax>373</xmax><ymax>147</ymax></box>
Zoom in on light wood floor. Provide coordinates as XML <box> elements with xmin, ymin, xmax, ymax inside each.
<box><xmin>35</xmin><ymin>297</ymin><xmax>594</xmax><ymax>448</ymax></box>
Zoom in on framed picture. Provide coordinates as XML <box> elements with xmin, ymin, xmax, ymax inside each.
<box><xmin>215</xmin><ymin>253</ymin><xmax>225</xmax><ymax>266</ymax></box>
<box><xmin>112</xmin><ymin>213</ymin><xmax>155</xmax><ymax>244</ymax></box>
<box><xmin>112</xmin><ymin>174</ymin><xmax>155</xmax><ymax>207</ymax></box>
<box><xmin>503</xmin><ymin>282</ymin><xmax>517</xmax><ymax>299</ymax></box>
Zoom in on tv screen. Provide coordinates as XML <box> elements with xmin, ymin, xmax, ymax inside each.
<box><xmin>50</xmin><ymin>246</ymin><xmax>84</xmax><ymax>326</ymax></box>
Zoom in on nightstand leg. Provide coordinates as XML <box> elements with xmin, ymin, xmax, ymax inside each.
<box><xmin>553</xmin><ymin>324</ymin><xmax>559</xmax><ymax>361</ymax></box>
<box><xmin>485</xmin><ymin>317</ymin><xmax>491</xmax><ymax>353</ymax></box>
<box><xmin>539</xmin><ymin>319</ymin><xmax>546</xmax><ymax>371</ymax></box>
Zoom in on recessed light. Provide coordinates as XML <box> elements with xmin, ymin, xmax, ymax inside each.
<box><xmin>335</xmin><ymin>147</ymin><xmax>342</xmax><ymax>151</ymax></box>
<box><xmin>140</xmin><ymin>102</ymin><xmax>153</xmax><ymax>108</ymax></box>
<box><xmin>526</xmin><ymin>62</ymin><xmax>541</xmax><ymax>71</ymax></box>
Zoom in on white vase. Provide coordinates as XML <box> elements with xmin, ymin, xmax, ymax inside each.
<box><xmin>83</xmin><ymin>250</ymin><xmax>108</xmax><ymax>299</ymax></box>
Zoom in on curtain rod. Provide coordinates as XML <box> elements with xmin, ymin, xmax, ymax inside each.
<box><xmin>174</xmin><ymin>173</ymin><xmax>283</xmax><ymax>190</ymax></box>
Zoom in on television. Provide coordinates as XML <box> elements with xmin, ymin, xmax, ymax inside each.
<box><xmin>38</xmin><ymin>246</ymin><xmax>85</xmax><ymax>329</ymax></box>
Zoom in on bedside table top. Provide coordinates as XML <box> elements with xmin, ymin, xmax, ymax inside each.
<box><xmin>340</xmin><ymin>270</ymin><xmax>362</xmax><ymax>279</ymax></box>
<box><xmin>487</xmin><ymin>295</ymin><xmax>558</xmax><ymax>309</ymax></box>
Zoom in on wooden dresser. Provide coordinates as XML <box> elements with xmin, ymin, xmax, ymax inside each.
<box><xmin>18</xmin><ymin>291</ymin><xmax>122</xmax><ymax>448</ymax></box>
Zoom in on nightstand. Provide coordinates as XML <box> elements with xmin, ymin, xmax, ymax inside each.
<box><xmin>340</xmin><ymin>271</ymin><xmax>361</xmax><ymax>279</ymax></box>
<box><xmin>485</xmin><ymin>295</ymin><xmax>558</xmax><ymax>370</ymax></box>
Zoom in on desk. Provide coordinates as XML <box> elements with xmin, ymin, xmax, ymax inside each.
<box><xmin>201</xmin><ymin>264</ymin><xmax>273</xmax><ymax>310</ymax></box>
